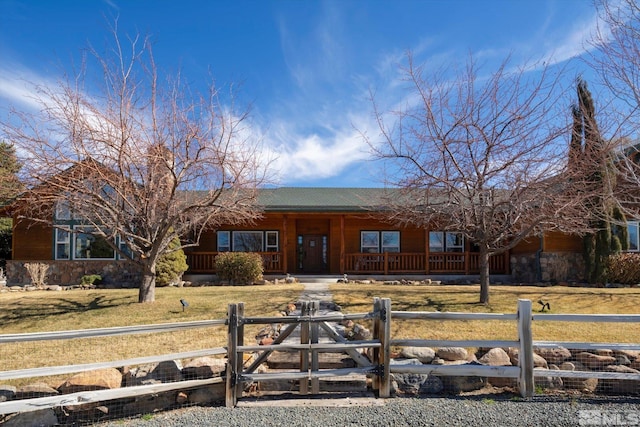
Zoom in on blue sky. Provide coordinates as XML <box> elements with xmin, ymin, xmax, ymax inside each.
<box><xmin>0</xmin><ymin>0</ymin><xmax>602</xmax><ymax>187</ymax></box>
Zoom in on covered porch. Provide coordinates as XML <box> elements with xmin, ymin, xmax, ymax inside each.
<box><xmin>185</xmin><ymin>250</ymin><xmax>510</xmax><ymax>276</ymax></box>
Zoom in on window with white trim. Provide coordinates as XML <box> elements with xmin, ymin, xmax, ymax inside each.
<box><xmin>55</xmin><ymin>229</ymin><xmax>70</xmax><ymax>260</ymax></box>
<box><xmin>361</xmin><ymin>231</ymin><xmax>400</xmax><ymax>253</ymax></box>
<box><xmin>266</xmin><ymin>231</ymin><xmax>279</xmax><ymax>252</ymax></box>
<box><xmin>219</xmin><ymin>230</ymin><xmax>279</xmax><ymax>252</ymax></box>
<box><xmin>73</xmin><ymin>226</ymin><xmax>115</xmax><ymax>260</ymax></box>
<box><xmin>429</xmin><ymin>231</ymin><xmax>464</xmax><ymax>252</ymax></box>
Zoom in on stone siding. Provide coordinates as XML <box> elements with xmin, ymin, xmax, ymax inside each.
<box><xmin>511</xmin><ymin>252</ymin><xmax>585</xmax><ymax>283</ymax></box>
<box><xmin>6</xmin><ymin>260</ymin><xmax>143</xmax><ymax>288</ymax></box>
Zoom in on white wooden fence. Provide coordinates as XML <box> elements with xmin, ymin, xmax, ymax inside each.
<box><xmin>1</xmin><ymin>298</ymin><xmax>639</xmax><ymax>419</ymax></box>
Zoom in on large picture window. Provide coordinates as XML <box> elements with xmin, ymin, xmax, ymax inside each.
<box><xmin>218</xmin><ymin>230</ymin><xmax>280</xmax><ymax>252</ymax></box>
<box><xmin>429</xmin><ymin>231</ymin><xmax>464</xmax><ymax>252</ymax></box>
<box><xmin>361</xmin><ymin>231</ymin><xmax>400</xmax><ymax>253</ymax></box>
<box><xmin>73</xmin><ymin>227</ymin><xmax>115</xmax><ymax>260</ymax></box>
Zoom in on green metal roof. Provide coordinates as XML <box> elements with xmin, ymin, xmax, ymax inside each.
<box><xmin>257</xmin><ymin>187</ymin><xmax>395</xmax><ymax>212</ymax></box>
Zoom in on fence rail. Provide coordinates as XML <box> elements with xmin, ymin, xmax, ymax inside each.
<box><xmin>1</xmin><ymin>298</ymin><xmax>639</xmax><ymax>421</ymax></box>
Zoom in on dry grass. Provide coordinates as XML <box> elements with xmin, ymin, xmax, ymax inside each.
<box><xmin>329</xmin><ymin>283</ymin><xmax>640</xmax><ymax>344</ymax></box>
<box><xmin>0</xmin><ymin>284</ymin><xmax>303</xmax><ymax>376</ymax></box>
<box><xmin>2</xmin><ymin>282</ymin><xmax>640</xmax><ymax>387</ymax></box>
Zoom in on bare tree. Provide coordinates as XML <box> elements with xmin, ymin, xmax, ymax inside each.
<box><xmin>367</xmin><ymin>54</ymin><xmax>594</xmax><ymax>304</ymax></box>
<box><xmin>1</xmin><ymin>25</ymin><xmax>269</xmax><ymax>303</ymax></box>
<box><xmin>590</xmin><ymin>0</ymin><xmax>640</xmax><ymax>210</ymax></box>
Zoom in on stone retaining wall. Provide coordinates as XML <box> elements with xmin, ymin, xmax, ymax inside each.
<box><xmin>511</xmin><ymin>252</ymin><xmax>585</xmax><ymax>283</ymax></box>
<box><xmin>6</xmin><ymin>260</ymin><xmax>143</xmax><ymax>288</ymax></box>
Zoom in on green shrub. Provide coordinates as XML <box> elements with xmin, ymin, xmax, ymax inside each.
<box><xmin>606</xmin><ymin>253</ymin><xmax>640</xmax><ymax>284</ymax></box>
<box><xmin>214</xmin><ymin>252</ymin><xmax>263</xmax><ymax>285</ymax></box>
<box><xmin>156</xmin><ymin>237</ymin><xmax>188</xmax><ymax>287</ymax></box>
<box><xmin>80</xmin><ymin>274</ymin><xmax>102</xmax><ymax>286</ymax></box>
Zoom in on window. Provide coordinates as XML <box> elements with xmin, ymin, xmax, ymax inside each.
<box><xmin>55</xmin><ymin>229</ymin><xmax>70</xmax><ymax>260</ymax></box>
<box><xmin>381</xmin><ymin>231</ymin><xmax>400</xmax><ymax>252</ymax></box>
<box><xmin>55</xmin><ymin>200</ymin><xmax>71</xmax><ymax>221</ymax></box>
<box><xmin>361</xmin><ymin>231</ymin><xmax>400</xmax><ymax>253</ymax></box>
<box><xmin>361</xmin><ymin>231</ymin><xmax>380</xmax><ymax>253</ymax></box>
<box><xmin>429</xmin><ymin>231</ymin><xmax>464</xmax><ymax>252</ymax></box>
<box><xmin>628</xmin><ymin>221</ymin><xmax>639</xmax><ymax>252</ymax></box>
<box><xmin>226</xmin><ymin>231</ymin><xmax>279</xmax><ymax>252</ymax></box>
<box><xmin>73</xmin><ymin>227</ymin><xmax>115</xmax><ymax>259</ymax></box>
<box><xmin>217</xmin><ymin>231</ymin><xmax>230</xmax><ymax>252</ymax></box>
<box><xmin>266</xmin><ymin>231</ymin><xmax>279</xmax><ymax>252</ymax></box>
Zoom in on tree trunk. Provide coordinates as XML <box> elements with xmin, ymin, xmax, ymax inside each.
<box><xmin>479</xmin><ymin>245</ymin><xmax>490</xmax><ymax>305</ymax></box>
<box><xmin>138</xmin><ymin>261</ymin><xmax>156</xmax><ymax>303</ymax></box>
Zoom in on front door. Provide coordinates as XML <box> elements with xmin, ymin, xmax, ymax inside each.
<box><xmin>299</xmin><ymin>234</ymin><xmax>326</xmax><ymax>273</ymax></box>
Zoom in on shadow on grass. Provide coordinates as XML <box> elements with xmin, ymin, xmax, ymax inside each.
<box><xmin>0</xmin><ymin>295</ymin><xmax>136</xmax><ymax>327</ymax></box>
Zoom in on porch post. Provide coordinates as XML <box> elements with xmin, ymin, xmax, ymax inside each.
<box><xmin>339</xmin><ymin>215</ymin><xmax>345</xmax><ymax>274</ymax></box>
<box><xmin>425</xmin><ymin>229</ymin><xmax>430</xmax><ymax>274</ymax></box>
<box><xmin>282</xmin><ymin>215</ymin><xmax>288</xmax><ymax>273</ymax></box>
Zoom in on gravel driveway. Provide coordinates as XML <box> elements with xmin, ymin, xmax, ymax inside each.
<box><xmin>99</xmin><ymin>394</ymin><xmax>640</xmax><ymax>427</ymax></box>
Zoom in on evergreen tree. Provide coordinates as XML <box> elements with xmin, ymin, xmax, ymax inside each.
<box><xmin>572</xmin><ymin>79</ymin><xmax>626</xmax><ymax>283</ymax></box>
<box><xmin>0</xmin><ymin>141</ymin><xmax>22</xmax><ymax>268</ymax></box>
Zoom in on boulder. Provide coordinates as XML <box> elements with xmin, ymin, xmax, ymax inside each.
<box><xmin>575</xmin><ymin>352</ymin><xmax>617</xmax><ymax>370</ymax></box>
<box><xmin>561</xmin><ymin>362</ymin><xmax>598</xmax><ymax>392</ymax></box>
<box><xmin>3</xmin><ymin>409</ymin><xmax>59</xmax><ymax>427</ymax></box>
<box><xmin>0</xmin><ymin>384</ymin><xmax>16</xmax><ymax>402</ymax></box>
<box><xmin>614</xmin><ymin>350</ymin><xmax>640</xmax><ymax>362</ymax></box>
<box><xmin>599</xmin><ymin>365</ymin><xmax>640</xmax><ymax>395</ymax></box>
<box><xmin>533</xmin><ymin>346</ymin><xmax>572</xmax><ymax>365</ymax></box>
<box><xmin>508</xmin><ymin>348</ymin><xmax>548</xmax><ymax>368</ymax></box>
<box><xmin>478</xmin><ymin>348</ymin><xmax>511</xmax><ymax>366</ymax></box>
<box><xmin>390</xmin><ymin>359</ymin><xmax>444</xmax><ymax>395</ymax></box>
<box><xmin>399</xmin><ymin>347</ymin><xmax>436</xmax><ymax>364</ymax></box>
<box><xmin>436</xmin><ymin>347</ymin><xmax>468</xmax><ymax>361</ymax></box>
<box><xmin>122</xmin><ymin>392</ymin><xmax>176</xmax><ymax>416</ymax></box>
<box><xmin>58</xmin><ymin>368</ymin><xmax>122</xmax><ymax>394</ymax></box>
<box><xmin>182</xmin><ymin>357</ymin><xmax>227</xmax><ymax>379</ymax></box>
<box><xmin>16</xmin><ymin>382</ymin><xmax>59</xmax><ymax>399</ymax></box>
<box><xmin>534</xmin><ymin>365</ymin><xmax>563</xmax><ymax>390</ymax></box>
<box><xmin>187</xmin><ymin>383</ymin><xmax>226</xmax><ymax>405</ymax></box>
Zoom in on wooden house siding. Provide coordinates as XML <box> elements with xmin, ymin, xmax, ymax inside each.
<box><xmin>12</xmin><ymin>218</ymin><xmax>52</xmax><ymax>260</ymax></box>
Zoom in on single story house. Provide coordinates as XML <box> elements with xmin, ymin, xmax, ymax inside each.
<box><xmin>3</xmin><ymin>187</ymin><xmax>639</xmax><ymax>286</ymax></box>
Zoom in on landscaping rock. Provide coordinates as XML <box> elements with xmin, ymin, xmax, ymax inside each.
<box><xmin>599</xmin><ymin>365</ymin><xmax>640</xmax><ymax>395</ymax></box>
<box><xmin>390</xmin><ymin>359</ymin><xmax>443</xmax><ymax>395</ymax></box>
<box><xmin>122</xmin><ymin>391</ymin><xmax>176</xmax><ymax>416</ymax></box>
<box><xmin>0</xmin><ymin>384</ymin><xmax>16</xmax><ymax>402</ymax></box>
<box><xmin>182</xmin><ymin>357</ymin><xmax>227</xmax><ymax>379</ymax></box>
<box><xmin>533</xmin><ymin>346</ymin><xmax>572</xmax><ymax>364</ymax></box>
<box><xmin>3</xmin><ymin>408</ymin><xmax>59</xmax><ymax>427</ymax></box>
<box><xmin>58</xmin><ymin>368</ymin><xmax>122</xmax><ymax>394</ymax></box>
<box><xmin>478</xmin><ymin>348</ymin><xmax>511</xmax><ymax>366</ymax></box>
<box><xmin>436</xmin><ymin>347</ymin><xmax>468</xmax><ymax>361</ymax></box>
<box><xmin>187</xmin><ymin>383</ymin><xmax>226</xmax><ymax>405</ymax></box>
<box><xmin>561</xmin><ymin>361</ymin><xmax>599</xmax><ymax>392</ymax></box>
<box><xmin>575</xmin><ymin>352</ymin><xmax>617</xmax><ymax>370</ymax></box>
<box><xmin>16</xmin><ymin>382</ymin><xmax>59</xmax><ymax>399</ymax></box>
<box><xmin>508</xmin><ymin>348</ymin><xmax>548</xmax><ymax>368</ymax></box>
<box><xmin>614</xmin><ymin>350</ymin><xmax>640</xmax><ymax>362</ymax></box>
<box><xmin>534</xmin><ymin>365</ymin><xmax>563</xmax><ymax>390</ymax></box>
<box><xmin>399</xmin><ymin>347</ymin><xmax>436</xmax><ymax>364</ymax></box>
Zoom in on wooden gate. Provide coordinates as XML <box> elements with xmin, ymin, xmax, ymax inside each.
<box><xmin>225</xmin><ymin>298</ymin><xmax>391</xmax><ymax>407</ymax></box>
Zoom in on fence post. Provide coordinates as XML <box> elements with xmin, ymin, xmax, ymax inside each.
<box><xmin>236</xmin><ymin>303</ymin><xmax>245</xmax><ymax>398</ymax></box>
<box><xmin>379</xmin><ymin>298</ymin><xmax>391</xmax><ymax>398</ymax></box>
<box><xmin>226</xmin><ymin>303</ymin><xmax>239</xmax><ymax>408</ymax></box>
<box><xmin>300</xmin><ymin>301</ymin><xmax>310</xmax><ymax>394</ymax></box>
<box><xmin>517</xmin><ymin>299</ymin><xmax>534</xmax><ymax>397</ymax></box>
<box><xmin>371</xmin><ymin>297</ymin><xmax>381</xmax><ymax>392</ymax></box>
<box><xmin>310</xmin><ymin>300</ymin><xmax>320</xmax><ymax>394</ymax></box>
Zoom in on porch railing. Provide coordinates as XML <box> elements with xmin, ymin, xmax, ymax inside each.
<box><xmin>345</xmin><ymin>252</ymin><xmax>509</xmax><ymax>275</ymax></box>
<box><xmin>186</xmin><ymin>252</ymin><xmax>284</xmax><ymax>274</ymax></box>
